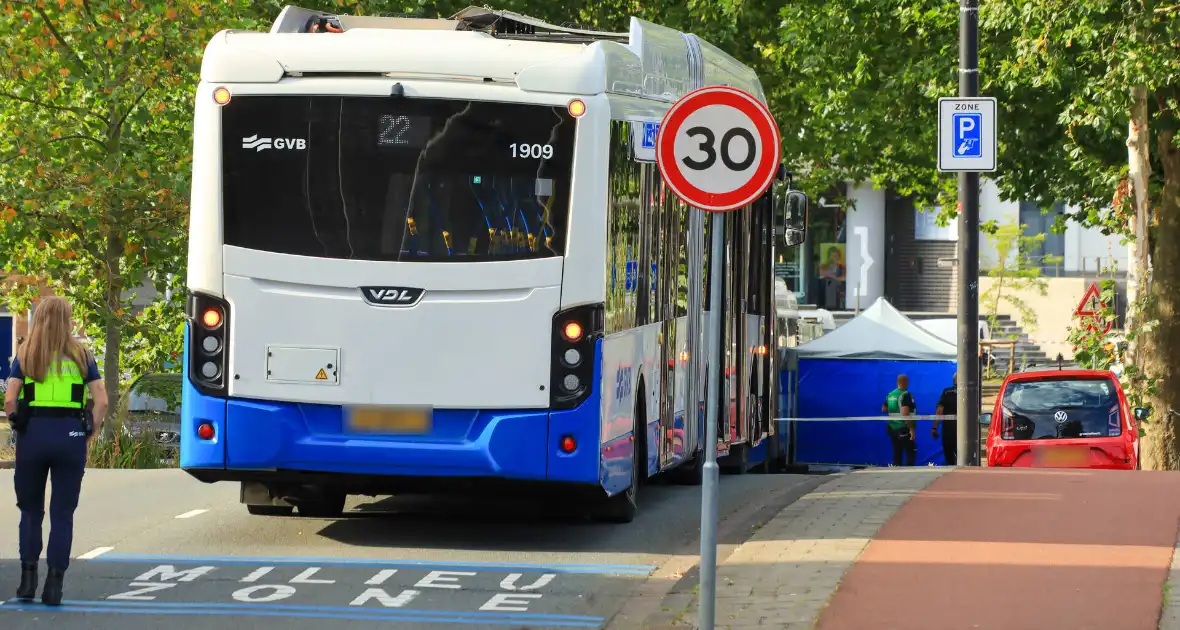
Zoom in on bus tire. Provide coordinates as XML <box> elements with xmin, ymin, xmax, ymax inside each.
<box><xmin>668</xmin><ymin>448</ymin><xmax>703</xmax><ymax>485</ymax></box>
<box><xmin>247</xmin><ymin>504</ymin><xmax>294</xmax><ymax>516</ymax></box>
<box><xmin>597</xmin><ymin>389</ymin><xmax>645</xmax><ymax>523</ymax></box>
<box><xmin>294</xmin><ymin>491</ymin><xmax>347</xmax><ymax>518</ymax></box>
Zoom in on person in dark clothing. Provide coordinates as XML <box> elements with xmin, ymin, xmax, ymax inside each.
<box><xmin>7</xmin><ymin>297</ymin><xmax>108</xmax><ymax>606</ymax></box>
<box><xmin>881</xmin><ymin>374</ymin><xmax>917</xmax><ymax>466</ymax></box>
<box><xmin>932</xmin><ymin>373</ymin><xmax>958</xmax><ymax>465</ymax></box>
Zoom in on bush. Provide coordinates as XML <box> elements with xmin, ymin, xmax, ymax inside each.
<box><xmin>86</xmin><ymin>417</ymin><xmax>177</xmax><ymax>469</ymax></box>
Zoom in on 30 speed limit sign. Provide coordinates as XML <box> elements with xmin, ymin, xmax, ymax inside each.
<box><xmin>656</xmin><ymin>85</ymin><xmax>782</xmax><ymax>213</ymax></box>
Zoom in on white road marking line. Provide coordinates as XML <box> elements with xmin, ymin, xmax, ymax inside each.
<box><xmin>78</xmin><ymin>546</ymin><xmax>114</xmax><ymax>560</ymax></box>
<box><xmin>175</xmin><ymin>509</ymin><xmax>208</xmax><ymax>519</ymax></box>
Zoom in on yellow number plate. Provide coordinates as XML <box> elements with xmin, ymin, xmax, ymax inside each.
<box><xmin>1035</xmin><ymin>446</ymin><xmax>1090</xmax><ymax>467</ymax></box>
<box><xmin>345</xmin><ymin>406</ymin><xmax>432</xmax><ymax>434</ymax></box>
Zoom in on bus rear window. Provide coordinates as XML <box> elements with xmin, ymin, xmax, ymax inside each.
<box><xmin>220</xmin><ymin>96</ymin><xmax>575</xmax><ymax>262</ymax></box>
<box><xmin>999</xmin><ymin>377</ymin><xmax>1122</xmax><ymax>440</ymax></box>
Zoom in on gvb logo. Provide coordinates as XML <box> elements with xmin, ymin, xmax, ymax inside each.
<box><xmin>241</xmin><ymin>135</ymin><xmax>307</xmax><ymax>152</ymax></box>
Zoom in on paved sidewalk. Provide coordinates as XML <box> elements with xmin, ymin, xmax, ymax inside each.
<box><xmin>617</xmin><ymin>467</ymin><xmax>1180</xmax><ymax>630</ymax></box>
<box><xmin>1157</xmin><ymin>512</ymin><xmax>1180</xmax><ymax>630</ymax></box>
<box><xmin>616</xmin><ymin>468</ymin><xmax>947</xmax><ymax>629</ymax></box>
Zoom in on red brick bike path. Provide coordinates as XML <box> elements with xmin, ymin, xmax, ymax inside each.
<box><xmin>816</xmin><ymin>468</ymin><xmax>1180</xmax><ymax>630</ymax></box>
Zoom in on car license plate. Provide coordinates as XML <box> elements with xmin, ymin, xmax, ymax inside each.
<box><xmin>345</xmin><ymin>406</ymin><xmax>432</xmax><ymax>434</ymax></box>
<box><xmin>1035</xmin><ymin>446</ymin><xmax>1090</xmax><ymax>467</ymax></box>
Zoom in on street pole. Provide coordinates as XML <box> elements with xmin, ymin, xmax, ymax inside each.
<box><xmin>698</xmin><ymin>212</ymin><xmax>725</xmax><ymax>630</ymax></box>
<box><xmin>955</xmin><ymin>0</ymin><xmax>982</xmax><ymax>466</ymax></box>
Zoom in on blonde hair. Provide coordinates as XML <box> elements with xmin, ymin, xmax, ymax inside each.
<box><xmin>18</xmin><ymin>296</ymin><xmax>91</xmax><ymax>383</ymax></box>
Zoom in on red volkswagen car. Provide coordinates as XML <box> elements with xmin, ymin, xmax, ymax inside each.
<box><xmin>985</xmin><ymin>368</ymin><xmax>1143</xmax><ymax>469</ymax></box>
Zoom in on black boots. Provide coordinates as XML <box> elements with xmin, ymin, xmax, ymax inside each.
<box><xmin>41</xmin><ymin>568</ymin><xmax>64</xmax><ymax>606</ymax></box>
<box><xmin>15</xmin><ymin>562</ymin><xmax>37</xmax><ymax>601</ymax></box>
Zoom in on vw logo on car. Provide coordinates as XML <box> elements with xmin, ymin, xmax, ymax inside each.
<box><xmin>1054</xmin><ymin>410</ymin><xmax>1069</xmax><ymax>424</ymax></box>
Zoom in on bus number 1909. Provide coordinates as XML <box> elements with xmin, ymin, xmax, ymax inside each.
<box><xmin>510</xmin><ymin>143</ymin><xmax>554</xmax><ymax>160</ymax></box>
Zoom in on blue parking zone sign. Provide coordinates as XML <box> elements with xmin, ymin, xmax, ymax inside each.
<box><xmin>952</xmin><ymin>112</ymin><xmax>982</xmax><ymax>159</ymax></box>
<box><xmin>641</xmin><ymin>121</ymin><xmax>660</xmax><ymax>149</ymax></box>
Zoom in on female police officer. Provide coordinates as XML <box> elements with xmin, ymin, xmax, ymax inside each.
<box><xmin>6</xmin><ymin>296</ymin><xmax>107</xmax><ymax>606</ymax></box>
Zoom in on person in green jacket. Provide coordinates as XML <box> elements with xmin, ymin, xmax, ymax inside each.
<box><xmin>881</xmin><ymin>374</ymin><xmax>917</xmax><ymax>466</ymax></box>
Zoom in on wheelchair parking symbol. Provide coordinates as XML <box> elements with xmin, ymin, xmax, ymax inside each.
<box><xmin>952</xmin><ymin>112</ymin><xmax>982</xmax><ymax>159</ymax></box>
<box><xmin>641</xmin><ymin>122</ymin><xmax>660</xmax><ymax>150</ymax></box>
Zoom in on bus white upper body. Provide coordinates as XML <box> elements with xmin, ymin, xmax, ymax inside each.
<box><xmin>179</xmin><ymin>5</ymin><xmax>799</xmax><ymax>522</ymax></box>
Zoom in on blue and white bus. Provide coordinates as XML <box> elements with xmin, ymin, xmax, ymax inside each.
<box><xmin>180</xmin><ymin>5</ymin><xmax>807</xmax><ymax>522</ymax></box>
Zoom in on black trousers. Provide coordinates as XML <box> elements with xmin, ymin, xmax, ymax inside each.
<box><xmin>13</xmin><ymin>417</ymin><xmax>88</xmax><ymax>571</ymax></box>
<box><xmin>941</xmin><ymin>423</ymin><xmax>958</xmax><ymax>465</ymax></box>
<box><xmin>887</xmin><ymin>425</ymin><xmax>917</xmax><ymax>466</ymax></box>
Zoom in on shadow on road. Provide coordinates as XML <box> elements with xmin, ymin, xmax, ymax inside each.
<box><xmin>311</xmin><ymin>474</ymin><xmax>825</xmax><ymax>556</ymax></box>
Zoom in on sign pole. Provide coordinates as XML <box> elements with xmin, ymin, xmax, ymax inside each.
<box><xmin>698</xmin><ymin>211</ymin><xmax>725</xmax><ymax>630</ymax></box>
<box><xmin>653</xmin><ymin>83</ymin><xmax>782</xmax><ymax>630</ymax></box>
<box><xmin>955</xmin><ymin>0</ymin><xmax>982</xmax><ymax>466</ymax></box>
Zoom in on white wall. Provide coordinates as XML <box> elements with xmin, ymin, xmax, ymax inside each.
<box><xmin>844</xmin><ymin>181</ymin><xmax>885</xmax><ymax>309</ymax></box>
<box><xmin>975</xmin><ymin>182</ymin><xmax>1124</xmax><ymax>275</ymax></box>
<box><xmin>979</xmin><ymin>178</ymin><xmax>1019</xmax><ymax>268</ymax></box>
<box><xmin>1062</xmin><ymin>203</ymin><xmax>1127</xmax><ymax>273</ymax></box>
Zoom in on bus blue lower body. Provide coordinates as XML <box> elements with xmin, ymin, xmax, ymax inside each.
<box><xmin>179</xmin><ymin>325</ymin><xmax>624</xmax><ymax>495</ymax></box>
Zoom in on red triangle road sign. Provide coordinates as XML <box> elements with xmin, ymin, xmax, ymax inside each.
<box><xmin>1075</xmin><ymin>282</ymin><xmax>1104</xmax><ymax>317</ymax></box>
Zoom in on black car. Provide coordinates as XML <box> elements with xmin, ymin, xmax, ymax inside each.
<box><xmin>119</xmin><ymin>373</ymin><xmax>182</xmax><ymax>456</ymax></box>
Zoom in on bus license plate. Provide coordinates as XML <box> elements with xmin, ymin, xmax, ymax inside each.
<box><xmin>345</xmin><ymin>406</ymin><xmax>432</xmax><ymax>434</ymax></box>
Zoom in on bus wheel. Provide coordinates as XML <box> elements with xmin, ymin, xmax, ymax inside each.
<box><xmin>294</xmin><ymin>491</ymin><xmax>347</xmax><ymax>518</ymax></box>
<box><xmin>597</xmin><ymin>393</ymin><xmax>644</xmax><ymax>523</ymax></box>
<box><xmin>668</xmin><ymin>448</ymin><xmax>703</xmax><ymax>485</ymax></box>
<box><xmin>247</xmin><ymin>504</ymin><xmax>293</xmax><ymax>516</ymax></box>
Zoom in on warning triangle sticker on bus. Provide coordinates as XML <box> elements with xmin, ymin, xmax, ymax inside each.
<box><xmin>315</xmin><ymin>368</ymin><xmax>328</xmax><ymax>380</ymax></box>
<box><xmin>1075</xmin><ymin>282</ymin><xmax>1103</xmax><ymax>316</ymax></box>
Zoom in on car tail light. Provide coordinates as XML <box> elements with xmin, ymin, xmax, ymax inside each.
<box><xmin>187</xmin><ymin>292</ymin><xmax>230</xmax><ymax>397</ymax></box>
<box><xmin>1001</xmin><ymin>408</ymin><xmax>1014</xmax><ymax>440</ymax></box>
<box><xmin>560</xmin><ymin>435</ymin><xmax>577</xmax><ymax>453</ymax></box>
<box><xmin>197</xmin><ymin>422</ymin><xmax>215</xmax><ymax>440</ymax></box>
<box><xmin>550</xmin><ymin>303</ymin><xmax>603</xmax><ymax>410</ymax></box>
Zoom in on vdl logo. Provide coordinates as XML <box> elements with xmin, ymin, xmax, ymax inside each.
<box><xmin>241</xmin><ymin>135</ymin><xmax>307</xmax><ymax>152</ymax></box>
<box><xmin>359</xmin><ymin>286</ymin><xmax>425</xmax><ymax>308</ymax></box>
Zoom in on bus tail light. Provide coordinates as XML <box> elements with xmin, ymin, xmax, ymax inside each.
<box><xmin>550</xmin><ymin>303</ymin><xmax>603</xmax><ymax>410</ymax></box>
<box><xmin>187</xmin><ymin>292</ymin><xmax>231</xmax><ymax>397</ymax></box>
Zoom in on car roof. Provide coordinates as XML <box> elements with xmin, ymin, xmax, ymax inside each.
<box><xmin>1002</xmin><ymin>368</ymin><xmax>1117</xmax><ymax>384</ymax></box>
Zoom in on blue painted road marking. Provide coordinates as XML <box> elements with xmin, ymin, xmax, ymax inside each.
<box><xmin>87</xmin><ymin>553</ymin><xmax>656</xmax><ymax>575</ymax></box>
<box><xmin>952</xmin><ymin>112</ymin><xmax>982</xmax><ymax>158</ymax></box>
<box><xmin>641</xmin><ymin>122</ymin><xmax>660</xmax><ymax>149</ymax></box>
<box><xmin>0</xmin><ymin>599</ymin><xmax>604</xmax><ymax>627</ymax></box>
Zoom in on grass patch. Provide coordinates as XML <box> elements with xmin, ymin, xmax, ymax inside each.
<box><xmin>87</xmin><ymin>418</ymin><xmax>176</xmax><ymax>469</ymax></box>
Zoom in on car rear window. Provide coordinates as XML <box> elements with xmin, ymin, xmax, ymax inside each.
<box><xmin>1000</xmin><ymin>377</ymin><xmax>1122</xmax><ymax>440</ymax></box>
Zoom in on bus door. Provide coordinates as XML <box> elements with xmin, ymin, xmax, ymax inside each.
<box><xmin>657</xmin><ymin>191</ymin><xmax>680</xmax><ymax>469</ymax></box>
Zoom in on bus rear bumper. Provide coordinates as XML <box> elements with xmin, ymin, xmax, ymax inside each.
<box><xmin>179</xmin><ymin>331</ymin><xmax>603</xmax><ymax>487</ymax></box>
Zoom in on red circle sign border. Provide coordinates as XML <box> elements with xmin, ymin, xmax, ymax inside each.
<box><xmin>655</xmin><ymin>85</ymin><xmax>782</xmax><ymax>213</ymax></box>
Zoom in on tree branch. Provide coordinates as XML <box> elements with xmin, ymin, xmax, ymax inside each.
<box><xmin>46</xmin><ymin>134</ymin><xmax>107</xmax><ymax>151</ymax></box>
<box><xmin>112</xmin><ymin>86</ymin><xmax>152</xmax><ymax>134</ymax></box>
<box><xmin>0</xmin><ymin>91</ymin><xmax>103</xmax><ymax>123</ymax></box>
<box><xmin>32</xmin><ymin>7</ymin><xmax>92</xmax><ymax>79</ymax></box>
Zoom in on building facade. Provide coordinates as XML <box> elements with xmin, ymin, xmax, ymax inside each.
<box><xmin>778</xmin><ymin>179</ymin><xmax>1127</xmax><ymax>312</ymax></box>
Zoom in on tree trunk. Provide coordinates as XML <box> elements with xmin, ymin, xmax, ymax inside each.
<box><xmin>101</xmin><ymin>230</ymin><xmax>124</xmax><ymax>436</ymax></box>
<box><xmin>1125</xmin><ymin>87</ymin><xmax>1151</xmax><ymax>360</ymax></box>
<box><xmin>1142</xmin><ymin>128</ymin><xmax>1180</xmax><ymax>471</ymax></box>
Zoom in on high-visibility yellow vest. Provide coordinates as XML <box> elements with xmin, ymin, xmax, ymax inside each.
<box><xmin>19</xmin><ymin>358</ymin><xmax>86</xmax><ymax>410</ymax></box>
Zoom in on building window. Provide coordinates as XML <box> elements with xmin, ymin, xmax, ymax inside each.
<box><xmin>774</xmin><ymin>191</ymin><xmax>846</xmax><ymax>308</ymax></box>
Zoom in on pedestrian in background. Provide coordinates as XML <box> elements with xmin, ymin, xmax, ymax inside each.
<box><xmin>881</xmin><ymin>374</ymin><xmax>917</xmax><ymax>466</ymax></box>
<box><xmin>6</xmin><ymin>296</ymin><xmax>107</xmax><ymax>606</ymax></box>
<box><xmin>933</xmin><ymin>373</ymin><xmax>958</xmax><ymax>465</ymax></box>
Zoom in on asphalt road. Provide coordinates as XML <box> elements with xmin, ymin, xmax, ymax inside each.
<box><xmin>0</xmin><ymin>469</ymin><xmax>823</xmax><ymax>628</ymax></box>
